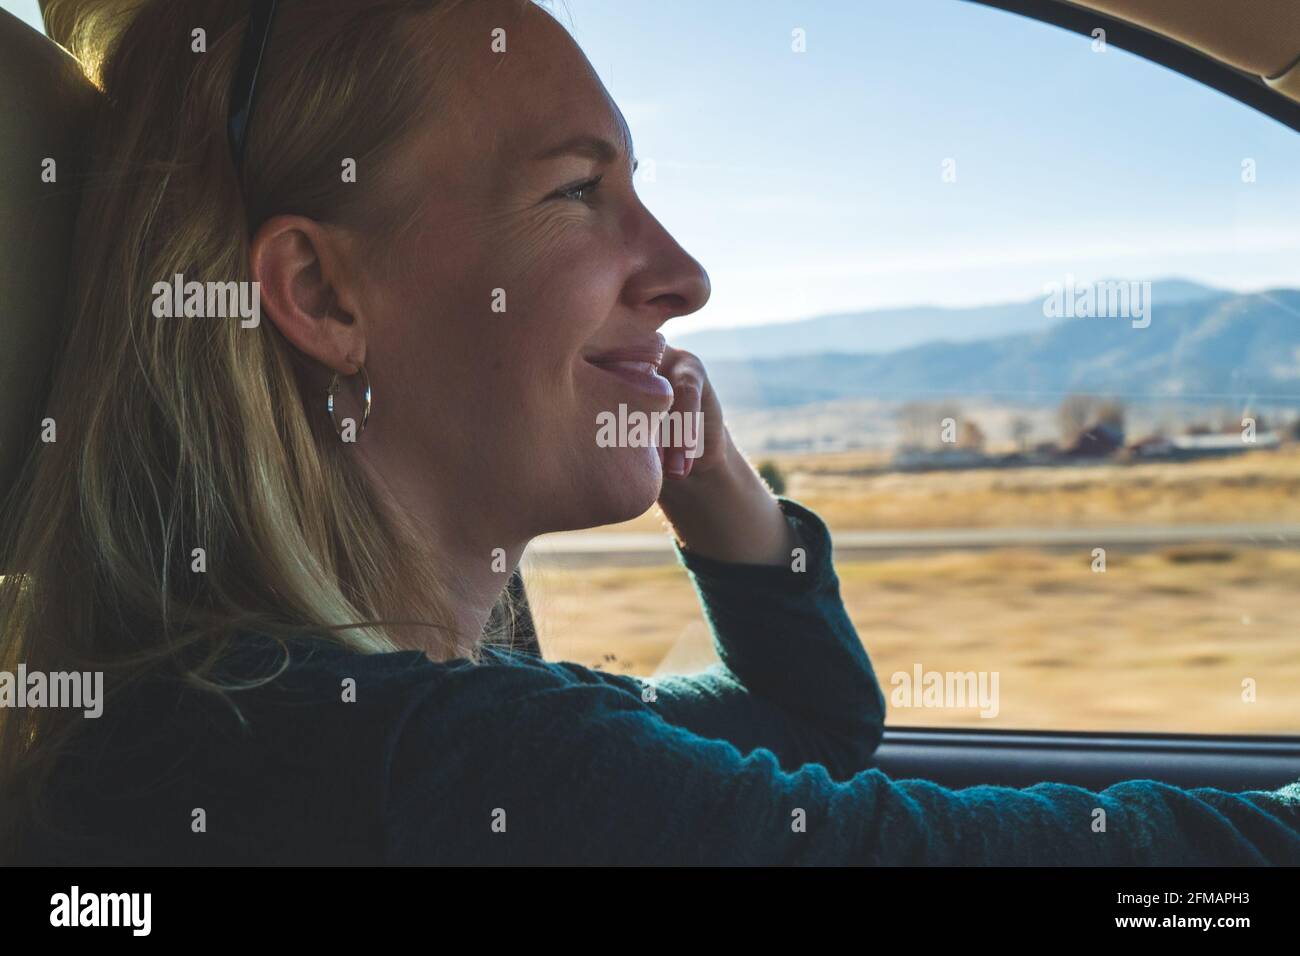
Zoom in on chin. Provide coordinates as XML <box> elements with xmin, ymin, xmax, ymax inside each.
<box><xmin>571</xmin><ymin>445</ymin><xmax>664</xmax><ymax>530</ymax></box>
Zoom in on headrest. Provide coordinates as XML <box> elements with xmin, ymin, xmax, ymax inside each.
<box><xmin>0</xmin><ymin>7</ymin><xmax>99</xmax><ymax>568</ymax></box>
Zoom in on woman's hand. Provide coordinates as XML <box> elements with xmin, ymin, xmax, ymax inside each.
<box><xmin>653</xmin><ymin>346</ymin><xmax>726</xmax><ymax>481</ymax></box>
<box><xmin>655</xmin><ymin>346</ymin><xmax>797</xmax><ymax>567</ymax></box>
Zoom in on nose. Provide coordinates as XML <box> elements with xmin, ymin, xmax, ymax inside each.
<box><xmin>623</xmin><ymin>210</ymin><xmax>711</xmax><ymax>326</ymax></box>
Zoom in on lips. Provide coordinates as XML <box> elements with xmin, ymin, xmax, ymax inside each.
<box><xmin>586</xmin><ymin>335</ymin><xmax>673</xmax><ymax>402</ymax></box>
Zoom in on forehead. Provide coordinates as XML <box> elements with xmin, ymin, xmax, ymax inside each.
<box><xmin>442</xmin><ymin>0</ymin><xmax>633</xmax><ymax>165</ymax></box>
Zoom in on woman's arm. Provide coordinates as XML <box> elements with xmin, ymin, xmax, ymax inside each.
<box><xmin>384</xmin><ymin>664</ymin><xmax>1300</xmax><ymax>865</ymax></box>
<box><xmin>654</xmin><ymin>493</ymin><xmax>887</xmax><ymax>779</ymax></box>
<box><xmin>501</xmin><ymin>492</ymin><xmax>887</xmax><ymax>780</ymax></box>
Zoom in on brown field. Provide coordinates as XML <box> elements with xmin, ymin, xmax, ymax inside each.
<box><xmin>578</xmin><ymin>444</ymin><xmax>1300</xmax><ymax>532</ymax></box>
<box><xmin>524</xmin><ymin>546</ymin><xmax>1300</xmax><ymax>734</ymax></box>
<box><xmin>524</xmin><ymin>445</ymin><xmax>1300</xmax><ymax>734</ymax></box>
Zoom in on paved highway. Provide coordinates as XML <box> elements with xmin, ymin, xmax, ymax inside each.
<box><xmin>525</xmin><ymin>523</ymin><xmax>1300</xmax><ymax>567</ymax></box>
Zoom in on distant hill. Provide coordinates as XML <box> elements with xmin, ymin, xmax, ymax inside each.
<box><xmin>675</xmin><ymin>279</ymin><xmax>1224</xmax><ymax>362</ymax></box>
<box><xmin>704</xmin><ymin>287</ymin><xmax>1300</xmax><ymax>409</ymax></box>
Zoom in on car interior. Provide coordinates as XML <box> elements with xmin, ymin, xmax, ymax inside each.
<box><xmin>2</xmin><ymin>0</ymin><xmax>1298</xmax><ymax>801</ymax></box>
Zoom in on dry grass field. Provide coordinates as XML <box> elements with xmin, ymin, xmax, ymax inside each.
<box><xmin>785</xmin><ymin>447</ymin><xmax>1300</xmax><ymax>530</ymax></box>
<box><xmin>524</xmin><ymin>445</ymin><xmax>1300</xmax><ymax>734</ymax></box>
<box><xmin>578</xmin><ymin>444</ymin><xmax>1300</xmax><ymax>533</ymax></box>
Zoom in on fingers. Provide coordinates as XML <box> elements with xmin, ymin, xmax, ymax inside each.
<box><xmin>664</xmin><ymin>377</ymin><xmax>702</xmax><ymax>478</ymax></box>
<box><xmin>658</xmin><ymin>348</ymin><xmax>703</xmax><ymax>479</ymax></box>
<box><xmin>658</xmin><ymin>347</ymin><xmax>712</xmax><ymax>479</ymax></box>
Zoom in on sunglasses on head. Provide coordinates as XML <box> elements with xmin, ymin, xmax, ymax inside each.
<box><xmin>227</xmin><ymin>0</ymin><xmax>281</xmax><ymax>177</ymax></box>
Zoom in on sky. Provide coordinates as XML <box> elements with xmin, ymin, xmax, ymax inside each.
<box><xmin>9</xmin><ymin>0</ymin><xmax>1300</xmax><ymax>337</ymax></box>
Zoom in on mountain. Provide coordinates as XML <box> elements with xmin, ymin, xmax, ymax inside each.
<box><xmin>704</xmin><ymin>288</ymin><xmax>1300</xmax><ymax>409</ymax></box>
<box><xmin>675</xmin><ymin>279</ymin><xmax>1225</xmax><ymax>361</ymax></box>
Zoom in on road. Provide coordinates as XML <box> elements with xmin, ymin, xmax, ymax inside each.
<box><xmin>525</xmin><ymin>523</ymin><xmax>1300</xmax><ymax>567</ymax></box>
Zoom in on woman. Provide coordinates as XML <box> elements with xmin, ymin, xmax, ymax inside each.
<box><xmin>1</xmin><ymin>0</ymin><xmax>1298</xmax><ymax>865</ymax></box>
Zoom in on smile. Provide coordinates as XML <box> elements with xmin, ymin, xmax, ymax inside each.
<box><xmin>586</xmin><ymin>358</ymin><xmax>675</xmax><ymax>402</ymax></box>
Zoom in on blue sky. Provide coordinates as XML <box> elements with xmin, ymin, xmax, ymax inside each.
<box><xmin>10</xmin><ymin>0</ymin><xmax>1300</xmax><ymax>336</ymax></box>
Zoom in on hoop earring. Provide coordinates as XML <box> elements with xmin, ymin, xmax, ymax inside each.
<box><xmin>326</xmin><ymin>364</ymin><xmax>372</xmax><ymax>440</ymax></box>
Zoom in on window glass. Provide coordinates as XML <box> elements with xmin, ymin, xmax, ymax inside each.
<box><xmin>526</xmin><ymin>0</ymin><xmax>1300</xmax><ymax>735</ymax></box>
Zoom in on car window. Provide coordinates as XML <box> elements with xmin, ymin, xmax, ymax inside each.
<box><xmin>525</xmin><ymin>0</ymin><xmax>1300</xmax><ymax>735</ymax></box>
<box><xmin>4</xmin><ymin>0</ymin><xmax>40</xmax><ymax>34</ymax></box>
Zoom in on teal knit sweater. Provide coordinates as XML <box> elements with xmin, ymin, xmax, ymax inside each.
<box><xmin>26</xmin><ymin>497</ymin><xmax>1300</xmax><ymax>864</ymax></box>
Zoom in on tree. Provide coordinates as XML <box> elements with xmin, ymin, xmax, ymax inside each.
<box><xmin>897</xmin><ymin>400</ymin><xmax>964</xmax><ymax>449</ymax></box>
<box><xmin>1058</xmin><ymin>394</ymin><xmax>1096</xmax><ymax>445</ymax></box>
<box><xmin>896</xmin><ymin>401</ymin><xmax>933</xmax><ymax>449</ymax></box>
<box><xmin>756</xmin><ymin>459</ymin><xmax>786</xmax><ymax>496</ymax></box>
<box><xmin>958</xmin><ymin>420</ymin><xmax>986</xmax><ymax>450</ymax></box>
<box><xmin>1010</xmin><ymin>416</ymin><xmax>1033</xmax><ymax>453</ymax></box>
<box><xmin>1094</xmin><ymin>399</ymin><xmax>1125</xmax><ymax>430</ymax></box>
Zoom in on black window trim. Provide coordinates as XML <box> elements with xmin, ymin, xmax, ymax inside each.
<box><xmin>964</xmin><ymin>0</ymin><xmax>1300</xmax><ymax>135</ymax></box>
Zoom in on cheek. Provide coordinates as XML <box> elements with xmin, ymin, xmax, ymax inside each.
<box><xmin>515</xmin><ymin>219</ymin><xmax>622</xmax><ymax>324</ymax></box>
<box><xmin>379</xmin><ymin>207</ymin><xmax>654</xmax><ymax>513</ymax></box>
<box><xmin>498</xmin><ymin>235</ymin><xmax>626</xmax><ymax>393</ymax></box>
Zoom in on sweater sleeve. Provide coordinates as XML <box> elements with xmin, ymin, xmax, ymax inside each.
<box><xmin>533</xmin><ymin>496</ymin><xmax>888</xmax><ymax>780</ymax></box>
<box><xmin>383</xmin><ymin>664</ymin><xmax>1300</xmax><ymax>865</ymax></box>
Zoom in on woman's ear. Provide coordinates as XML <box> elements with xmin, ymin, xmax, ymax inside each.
<box><xmin>249</xmin><ymin>215</ymin><xmax>367</xmax><ymax>374</ymax></box>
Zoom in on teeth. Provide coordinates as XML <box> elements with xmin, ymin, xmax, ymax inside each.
<box><xmin>598</xmin><ymin>360</ymin><xmax>657</xmax><ymax>374</ymax></box>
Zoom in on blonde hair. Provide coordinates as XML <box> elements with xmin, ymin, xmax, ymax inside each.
<box><xmin>0</xmin><ymin>0</ymin><xmax>534</xmax><ymax>858</ymax></box>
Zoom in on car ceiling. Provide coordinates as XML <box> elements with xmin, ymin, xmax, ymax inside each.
<box><xmin>1063</xmin><ymin>0</ymin><xmax>1300</xmax><ymax>79</ymax></box>
<box><xmin>1042</xmin><ymin>0</ymin><xmax>1300</xmax><ymax>102</ymax></box>
<box><xmin>35</xmin><ymin>0</ymin><xmax>1300</xmax><ymax>102</ymax></box>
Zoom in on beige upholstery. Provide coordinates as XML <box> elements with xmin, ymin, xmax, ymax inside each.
<box><xmin>1063</xmin><ymin>0</ymin><xmax>1300</xmax><ymax>98</ymax></box>
<box><xmin>1264</xmin><ymin>60</ymin><xmax>1300</xmax><ymax>100</ymax></box>
<box><xmin>0</xmin><ymin>8</ymin><xmax>98</xmax><ymax>568</ymax></box>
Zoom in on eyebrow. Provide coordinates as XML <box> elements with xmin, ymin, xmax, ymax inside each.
<box><xmin>532</xmin><ymin>134</ymin><xmax>639</xmax><ymax>174</ymax></box>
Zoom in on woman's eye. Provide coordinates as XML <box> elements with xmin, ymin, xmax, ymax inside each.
<box><xmin>553</xmin><ymin>175</ymin><xmax>603</xmax><ymax>203</ymax></box>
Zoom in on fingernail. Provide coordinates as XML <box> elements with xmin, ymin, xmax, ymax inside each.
<box><xmin>665</xmin><ymin>448</ymin><xmax>686</xmax><ymax>476</ymax></box>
